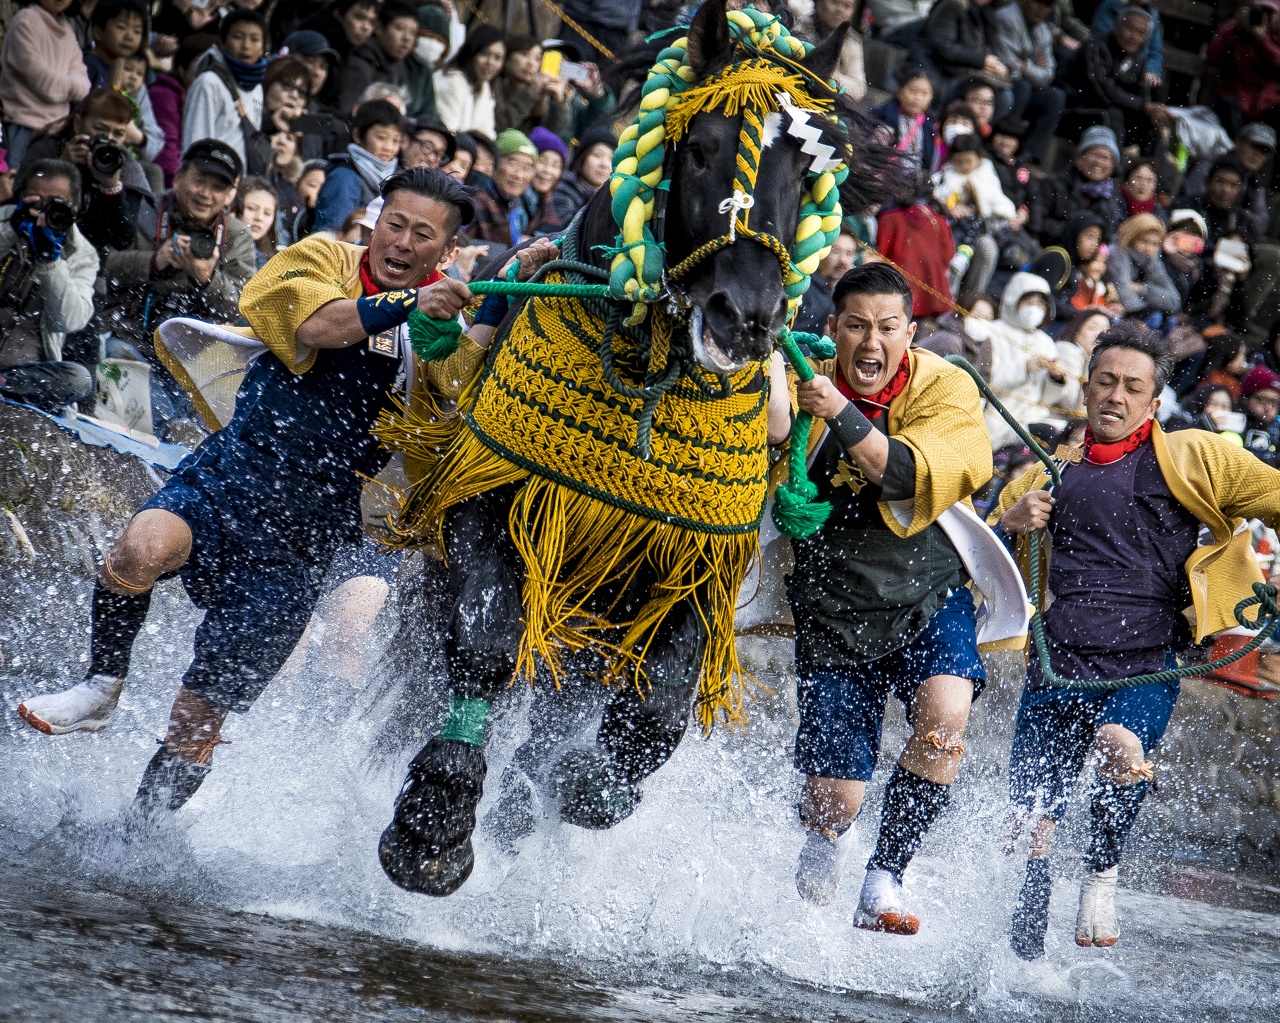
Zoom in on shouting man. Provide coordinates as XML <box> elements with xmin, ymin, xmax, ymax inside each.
<box><xmin>768</xmin><ymin>263</ymin><xmax>993</xmax><ymax>934</ymax></box>
<box><xmin>994</xmin><ymin>323</ymin><xmax>1280</xmax><ymax>958</ymax></box>
<box><xmin>16</xmin><ymin>167</ymin><xmax>552</xmax><ymax>818</ymax></box>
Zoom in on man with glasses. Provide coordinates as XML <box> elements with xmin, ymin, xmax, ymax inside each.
<box><xmin>402</xmin><ymin>117</ymin><xmax>456</xmax><ymax>171</ymax></box>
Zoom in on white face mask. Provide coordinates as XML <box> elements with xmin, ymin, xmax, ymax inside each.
<box><xmin>943</xmin><ymin>124</ymin><xmax>971</xmax><ymax>145</ymax></box>
<box><xmin>1017</xmin><ymin>305</ymin><xmax>1046</xmax><ymax>329</ymax></box>
<box><xmin>415</xmin><ymin>36</ymin><xmax>446</xmax><ymax>67</ymax></box>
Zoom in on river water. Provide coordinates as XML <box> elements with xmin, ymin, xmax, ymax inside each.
<box><xmin>3</xmin><ymin>576</ymin><xmax>1279</xmax><ymax>1022</ymax></box>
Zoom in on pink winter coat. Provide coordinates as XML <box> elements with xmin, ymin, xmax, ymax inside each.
<box><xmin>148</xmin><ymin>72</ymin><xmax>186</xmax><ymax>186</ymax></box>
<box><xmin>0</xmin><ymin>6</ymin><xmax>91</xmax><ymax>131</ymax></box>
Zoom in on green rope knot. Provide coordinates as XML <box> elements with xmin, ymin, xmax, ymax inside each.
<box><xmin>408</xmin><ymin>307</ymin><xmax>462</xmax><ymax>363</ymax></box>
<box><xmin>771</xmin><ymin>326</ymin><xmax>831</xmax><ymax>539</ymax></box>
<box><xmin>438</xmin><ymin>694</ymin><xmax>491</xmax><ymax>746</ymax></box>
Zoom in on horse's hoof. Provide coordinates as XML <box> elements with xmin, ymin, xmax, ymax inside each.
<box><xmin>553</xmin><ymin>748</ymin><xmax>641</xmax><ymax>830</ymax></box>
<box><xmin>379</xmin><ymin>737</ymin><xmax>487</xmax><ymax>895</ymax></box>
<box><xmin>378</xmin><ymin>823</ymin><xmax>475</xmax><ymax>896</ymax></box>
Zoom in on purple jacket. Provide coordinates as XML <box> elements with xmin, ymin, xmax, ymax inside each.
<box><xmin>148</xmin><ymin>72</ymin><xmax>185</xmax><ymax>186</ymax></box>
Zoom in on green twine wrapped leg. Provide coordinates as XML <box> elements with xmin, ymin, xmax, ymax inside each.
<box><xmin>771</xmin><ymin>328</ymin><xmax>836</xmax><ymax>540</ymax></box>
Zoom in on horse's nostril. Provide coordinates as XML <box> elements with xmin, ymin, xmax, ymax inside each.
<box><xmin>703</xmin><ymin>291</ymin><xmax>741</xmax><ymax>341</ymax></box>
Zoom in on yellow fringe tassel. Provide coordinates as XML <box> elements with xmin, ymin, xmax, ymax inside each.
<box><xmin>380</xmin><ymin>425</ymin><xmax>758</xmax><ymax>730</ymax></box>
<box><xmin>663</xmin><ymin>61</ymin><xmax>833</xmax><ymax>142</ymax></box>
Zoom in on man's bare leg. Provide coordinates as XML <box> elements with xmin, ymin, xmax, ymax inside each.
<box><xmin>18</xmin><ymin>510</ymin><xmax>191</xmax><ymax>734</ymax></box>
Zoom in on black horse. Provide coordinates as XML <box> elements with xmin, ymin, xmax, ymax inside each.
<box><xmin>377</xmin><ymin>0</ymin><xmax>896</xmax><ymax>897</ymax></box>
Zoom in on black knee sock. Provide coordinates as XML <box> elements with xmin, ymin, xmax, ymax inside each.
<box><xmin>1082</xmin><ymin>777</ymin><xmax>1148</xmax><ymax>872</ymax></box>
<box><xmin>89</xmin><ymin>581</ymin><xmax>152</xmax><ymax>679</ymax></box>
<box><xmin>865</xmin><ymin>765</ymin><xmax>952</xmax><ymax>882</ymax></box>
<box><xmin>1010</xmin><ymin>857</ymin><xmax>1053</xmax><ymax>960</ymax></box>
<box><xmin>132</xmin><ymin>744</ymin><xmax>211</xmax><ymax>817</ymax></box>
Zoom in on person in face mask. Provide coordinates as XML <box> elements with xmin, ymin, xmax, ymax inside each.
<box><xmin>984</xmin><ymin>270</ymin><xmax>1075</xmax><ymax>449</ymax></box>
<box><xmin>404</xmin><ymin>1</ymin><xmax>451</xmax><ymax>126</ymax></box>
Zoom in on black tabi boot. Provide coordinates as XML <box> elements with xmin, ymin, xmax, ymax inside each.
<box><xmin>1010</xmin><ymin>857</ymin><xmax>1052</xmax><ymax>960</ymax></box>
<box><xmin>132</xmin><ymin>745</ymin><xmax>212</xmax><ymax>819</ymax></box>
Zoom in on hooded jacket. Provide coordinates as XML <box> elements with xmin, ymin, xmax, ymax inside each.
<box><xmin>984</xmin><ymin>271</ymin><xmax>1069</xmax><ymax>449</ymax></box>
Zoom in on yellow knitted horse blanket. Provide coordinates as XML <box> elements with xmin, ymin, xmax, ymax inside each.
<box><xmin>379</xmin><ymin>280</ymin><xmax>770</xmax><ymax>728</ymax></box>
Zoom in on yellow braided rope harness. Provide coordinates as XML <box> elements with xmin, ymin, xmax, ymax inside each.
<box><xmin>376</xmin><ymin>10</ymin><xmax>852</xmax><ymax>729</ymax></box>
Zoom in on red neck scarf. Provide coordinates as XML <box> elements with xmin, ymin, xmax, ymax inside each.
<box><xmin>836</xmin><ymin>353</ymin><xmax>911</xmax><ymax>420</ymax></box>
<box><xmin>1121</xmin><ymin>186</ymin><xmax>1158</xmax><ymax>217</ymax></box>
<box><xmin>1083</xmin><ymin>419</ymin><xmax>1153</xmax><ymax>464</ymax></box>
<box><xmin>358</xmin><ymin>251</ymin><xmax>443</xmax><ymax>296</ymax></box>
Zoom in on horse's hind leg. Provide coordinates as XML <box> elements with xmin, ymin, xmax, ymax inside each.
<box><xmin>555</xmin><ymin>601</ymin><xmax>705</xmax><ymax>830</ymax></box>
<box><xmin>378</xmin><ymin>489</ymin><xmax>523</xmax><ymax>896</ymax></box>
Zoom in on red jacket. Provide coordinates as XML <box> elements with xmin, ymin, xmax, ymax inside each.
<box><xmin>148</xmin><ymin>73</ymin><xmax>186</xmax><ymax>186</ymax></box>
<box><xmin>876</xmin><ymin>204</ymin><xmax>956</xmax><ymax>319</ymax></box>
<box><xmin>1206</xmin><ymin>21</ymin><xmax>1280</xmax><ymax>118</ymax></box>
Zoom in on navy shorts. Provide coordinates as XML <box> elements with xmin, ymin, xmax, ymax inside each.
<box><xmin>141</xmin><ymin>478</ymin><xmax>330</xmax><ymax>713</ymax></box>
<box><xmin>1007</xmin><ymin>672</ymin><xmax>1179</xmax><ymax>820</ymax></box>
<box><xmin>794</xmin><ymin>587</ymin><xmax>987</xmax><ymax>781</ymax></box>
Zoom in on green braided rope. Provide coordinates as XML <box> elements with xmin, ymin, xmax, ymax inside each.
<box><xmin>944</xmin><ymin>354</ymin><xmax>1280</xmax><ymax>691</ymax></box>
<box><xmin>607</xmin><ymin>7</ymin><xmax>850</xmax><ymax>318</ymax></box>
<box><xmin>772</xmin><ymin>327</ymin><xmax>837</xmax><ymax>539</ymax></box>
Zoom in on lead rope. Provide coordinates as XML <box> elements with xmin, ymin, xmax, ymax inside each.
<box><xmin>945</xmin><ymin>354</ymin><xmax>1280</xmax><ymax>691</ymax></box>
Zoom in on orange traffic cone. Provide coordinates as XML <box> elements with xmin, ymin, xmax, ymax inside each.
<box><xmin>1199</xmin><ymin>633</ymin><xmax>1280</xmax><ymax>699</ymax></box>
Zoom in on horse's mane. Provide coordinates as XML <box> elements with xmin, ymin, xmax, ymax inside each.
<box><xmin>604</xmin><ymin>32</ymin><xmax>902</xmax><ymax>218</ymax></box>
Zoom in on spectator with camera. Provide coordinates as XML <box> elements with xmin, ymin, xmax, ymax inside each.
<box><xmin>101</xmin><ymin>139</ymin><xmax>254</xmax><ymax>370</ymax></box>
<box><xmin>19</xmin><ymin>88</ymin><xmax>155</xmax><ymax>262</ymax></box>
<box><xmin>82</xmin><ymin>0</ymin><xmax>166</xmax><ymax>166</ymax></box>
<box><xmin>0</xmin><ymin>159</ymin><xmax>98</xmax><ymax>414</ymax></box>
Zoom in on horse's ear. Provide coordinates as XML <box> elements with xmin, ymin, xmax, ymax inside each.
<box><xmin>800</xmin><ymin>22</ymin><xmax>848</xmax><ymax>83</ymax></box>
<box><xmin>686</xmin><ymin>0</ymin><xmax>733</xmax><ymax>76</ymax></box>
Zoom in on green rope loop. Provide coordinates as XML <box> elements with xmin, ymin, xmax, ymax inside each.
<box><xmin>944</xmin><ymin>354</ymin><xmax>1280</xmax><ymax>691</ymax></box>
<box><xmin>771</xmin><ymin>326</ymin><xmax>831</xmax><ymax>539</ymax></box>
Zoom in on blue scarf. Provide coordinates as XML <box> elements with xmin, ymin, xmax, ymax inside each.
<box><xmin>222</xmin><ymin>52</ymin><xmax>267</xmax><ymax>89</ymax></box>
<box><xmin>1080</xmin><ymin>177</ymin><xmax>1114</xmax><ymax>201</ymax></box>
<box><xmin>348</xmin><ymin>143</ymin><xmax>397</xmax><ymax>192</ymax></box>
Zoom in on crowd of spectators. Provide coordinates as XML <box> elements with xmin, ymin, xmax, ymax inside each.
<box><xmin>0</xmin><ymin>0</ymin><xmax>1275</xmax><ymax>485</ymax></box>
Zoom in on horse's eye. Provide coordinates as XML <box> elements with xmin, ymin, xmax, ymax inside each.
<box><xmin>687</xmin><ymin>147</ymin><xmax>707</xmax><ymax>172</ymax></box>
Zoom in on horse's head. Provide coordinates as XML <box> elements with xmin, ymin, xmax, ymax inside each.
<box><xmin>664</xmin><ymin>0</ymin><xmax>849</xmax><ymax>374</ymax></box>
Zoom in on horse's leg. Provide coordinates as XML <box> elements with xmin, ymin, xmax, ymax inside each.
<box><xmin>555</xmin><ymin>600</ymin><xmax>705</xmax><ymax>829</ymax></box>
<box><xmin>378</xmin><ymin>488</ymin><xmax>523</xmax><ymax>896</ymax></box>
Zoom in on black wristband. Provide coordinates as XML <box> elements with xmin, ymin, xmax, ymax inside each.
<box><xmin>828</xmin><ymin>400</ymin><xmax>873</xmax><ymax>451</ymax></box>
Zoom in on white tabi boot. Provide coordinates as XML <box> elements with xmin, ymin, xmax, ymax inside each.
<box><xmin>1075</xmin><ymin>865</ymin><xmax>1120</xmax><ymax>947</ymax></box>
<box><xmin>17</xmin><ymin>675</ymin><xmax>124</xmax><ymax>734</ymax></box>
<box><xmin>796</xmin><ymin>828</ymin><xmax>852</xmax><ymax>906</ymax></box>
<box><xmin>854</xmin><ymin>867</ymin><xmax>920</xmax><ymax>935</ymax></box>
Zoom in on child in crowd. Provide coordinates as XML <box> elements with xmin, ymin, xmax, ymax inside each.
<box><xmin>877</xmin><ymin>172</ymin><xmax>956</xmax><ymax>324</ymax></box>
<box><xmin>934</xmin><ymin>101</ymin><xmax>978</xmax><ymax>167</ymax></box>
<box><xmin>0</xmin><ymin>0</ymin><xmax>92</xmax><ymax>168</ymax></box>
<box><xmin>86</xmin><ymin>0</ymin><xmax>165</xmax><ymax>164</ymax></box>
<box><xmin>1110</xmin><ymin>213</ymin><xmax>1181</xmax><ymax>326</ymax></box>
<box><xmin>233</xmin><ymin>176</ymin><xmax>280</xmax><ymax>269</ymax></box>
<box><xmin>933</xmin><ymin>134</ymin><xmax>1015</xmax><ymax>305</ymax></box>
<box><xmin>870</xmin><ymin>67</ymin><xmax>936</xmax><ymax>174</ymax></box>
<box><xmin>291</xmin><ymin>159</ymin><xmax>327</xmax><ymax>241</ymax></box>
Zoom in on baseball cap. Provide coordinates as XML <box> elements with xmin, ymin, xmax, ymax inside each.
<box><xmin>181</xmin><ymin>138</ymin><xmax>242</xmax><ymax>183</ymax></box>
<box><xmin>1239</xmin><ymin>122</ymin><xmax>1277</xmax><ymax>152</ymax></box>
<box><xmin>282</xmin><ymin>29</ymin><xmax>340</xmax><ymax>61</ymax></box>
<box><xmin>410</xmin><ymin>115</ymin><xmax>457</xmax><ymax>161</ymax></box>
<box><xmin>496</xmin><ymin>129</ymin><xmax>537</xmax><ymax>161</ymax></box>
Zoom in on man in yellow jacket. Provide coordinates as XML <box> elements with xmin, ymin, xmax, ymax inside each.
<box><xmin>767</xmin><ymin>263</ymin><xmax>993</xmax><ymax>935</ymax></box>
<box><xmin>16</xmin><ymin>166</ymin><xmax>555</xmax><ymax>820</ymax></box>
<box><xmin>993</xmin><ymin>322</ymin><xmax>1280</xmax><ymax>959</ymax></box>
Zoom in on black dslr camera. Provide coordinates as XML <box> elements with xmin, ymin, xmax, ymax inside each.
<box><xmin>89</xmin><ymin>134</ymin><xmax>125</xmax><ymax>177</ymax></box>
<box><xmin>186</xmin><ymin>227</ymin><xmax>217</xmax><ymax>259</ymax></box>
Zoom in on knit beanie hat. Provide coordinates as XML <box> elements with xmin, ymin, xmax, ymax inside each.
<box><xmin>1117</xmin><ymin>212</ymin><xmax>1165</xmax><ymax>250</ymax></box>
<box><xmin>1077</xmin><ymin>125</ymin><xmax>1120</xmax><ymax>164</ymax></box>
<box><xmin>417</xmin><ymin>4</ymin><xmax>450</xmax><ymax>39</ymax></box>
<box><xmin>496</xmin><ymin>129</ymin><xmax>537</xmax><ymax>160</ymax></box>
<box><xmin>529</xmin><ymin>126</ymin><xmax>568</xmax><ymax>163</ymax></box>
<box><xmin>1241</xmin><ymin>364</ymin><xmax>1280</xmax><ymax>399</ymax></box>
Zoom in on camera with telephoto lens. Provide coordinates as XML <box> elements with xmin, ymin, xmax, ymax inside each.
<box><xmin>39</xmin><ymin>197</ymin><xmax>77</xmax><ymax>235</ymax></box>
<box><xmin>89</xmin><ymin>134</ymin><xmax>125</xmax><ymax>177</ymax></box>
<box><xmin>186</xmin><ymin>227</ymin><xmax>217</xmax><ymax>259</ymax></box>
